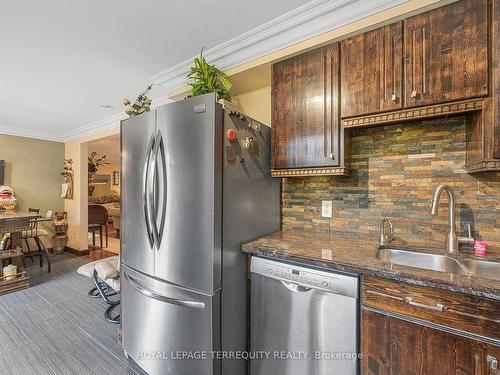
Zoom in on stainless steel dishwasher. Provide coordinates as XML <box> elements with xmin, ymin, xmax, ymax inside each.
<box><xmin>250</xmin><ymin>256</ymin><xmax>359</xmax><ymax>375</ymax></box>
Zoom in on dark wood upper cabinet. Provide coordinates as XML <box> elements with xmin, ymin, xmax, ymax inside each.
<box><xmin>340</xmin><ymin>22</ymin><xmax>403</xmax><ymax>118</ymax></box>
<box><xmin>404</xmin><ymin>0</ymin><xmax>489</xmax><ymax>108</ymax></box>
<box><xmin>271</xmin><ymin>0</ymin><xmax>499</xmax><ymax>174</ymax></box>
<box><xmin>272</xmin><ymin>43</ymin><xmax>341</xmax><ymax>171</ymax></box>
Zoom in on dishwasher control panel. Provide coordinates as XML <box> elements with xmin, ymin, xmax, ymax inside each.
<box><xmin>250</xmin><ymin>256</ymin><xmax>359</xmax><ymax>299</ymax></box>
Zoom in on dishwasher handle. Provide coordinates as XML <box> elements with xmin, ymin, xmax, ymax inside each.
<box><xmin>281</xmin><ymin>281</ymin><xmax>312</xmax><ymax>293</ymax></box>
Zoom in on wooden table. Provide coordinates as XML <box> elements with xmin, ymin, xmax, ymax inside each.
<box><xmin>0</xmin><ymin>210</ymin><xmax>38</xmax><ymax>294</ymax></box>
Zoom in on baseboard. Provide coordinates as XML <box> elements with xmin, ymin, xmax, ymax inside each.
<box><xmin>64</xmin><ymin>246</ymin><xmax>90</xmax><ymax>256</ymax></box>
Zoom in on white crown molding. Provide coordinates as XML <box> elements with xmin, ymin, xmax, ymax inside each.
<box><xmin>61</xmin><ymin>112</ymin><xmax>127</xmax><ymax>142</ymax></box>
<box><xmin>0</xmin><ymin>124</ymin><xmax>65</xmax><ymax>143</ymax></box>
<box><xmin>151</xmin><ymin>0</ymin><xmax>409</xmax><ymax>91</ymax></box>
<box><xmin>60</xmin><ymin>95</ymin><xmax>173</xmax><ymax>142</ymax></box>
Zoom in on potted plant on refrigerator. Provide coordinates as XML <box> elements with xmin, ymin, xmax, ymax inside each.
<box><xmin>187</xmin><ymin>50</ymin><xmax>232</xmax><ymax>102</ymax></box>
<box><xmin>123</xmin><ymin>85</ymin><xmax>153</xmax><ymax>117</ymax></box>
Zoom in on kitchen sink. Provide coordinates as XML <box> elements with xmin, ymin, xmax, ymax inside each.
<box><xmin>377</xmin><ymin>248</ymin><xmax>469</xmax><ymax>275</ymax></box>
<box><xmin>377</xmin><ymin>247</ymin><xmax>500</xmax><ymax>281</ymax></box>
<box><xmin>459</xmin><ymin>259</ymin><xmax>500</xmax><ymax>281</ymax></box>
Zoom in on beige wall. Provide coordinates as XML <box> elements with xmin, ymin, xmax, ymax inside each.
<box><xmin>232</xmin><ymin>86</ymin><xmax>271</xmax><ymax>125</ymax></box>
<box><xmin>0</xmin><ymin>134</ymin><xmax>65</xmax><ymax>246</ymax></box>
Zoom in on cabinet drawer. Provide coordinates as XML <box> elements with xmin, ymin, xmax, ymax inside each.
<box><xmin>362</xmin><ymin>277</ymin><xmax>500</xmax><ymax>341</ymax></box>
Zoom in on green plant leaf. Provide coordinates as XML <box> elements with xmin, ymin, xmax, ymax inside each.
<box><xmin>187</xmin><ymin>52</ymin><xmax>232</xmax><ymax>101</ymax></box>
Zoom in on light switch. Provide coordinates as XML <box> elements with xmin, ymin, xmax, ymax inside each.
<box><xmin>321</xmin><ymin>201</ymin><xmax>333</xmax><ymax>218</ymax></box>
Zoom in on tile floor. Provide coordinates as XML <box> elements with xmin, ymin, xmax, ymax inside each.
<box><xmin>88</xmin><ymin>224</ymin><xmax>120</xmax><ymax>254</ymax></box>
<box><xmin>0</xmin><ymin>252</ymin><xmax>145</xmax><ymax>375</ymax></box>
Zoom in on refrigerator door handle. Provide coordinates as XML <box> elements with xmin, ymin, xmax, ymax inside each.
<box><xmin>151</xmin><ymin>129</ymin><xmax>167</xmax><ymax>250</ymax></box>
<box><xmin>142</xmin><ymin>133</ymin><xmax>155</xmax><ymax>249</ymax></box>
<box><xmin>124</xmin><ymin>274</ymin><xmax>206</xmax><ymax>309</ymax></box>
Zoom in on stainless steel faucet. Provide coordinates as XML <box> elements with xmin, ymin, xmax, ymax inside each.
<box><xmin>431</xmin><ymin>184</ymin><xmax>458</xmax><ymax>253</ymax></box>
<box><xmin>379</xmin><ymin>218</ymin><xmax>394</xmax><ymax>246</ymax></box>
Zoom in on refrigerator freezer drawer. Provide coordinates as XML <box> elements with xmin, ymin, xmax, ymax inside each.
<box><xmin>122</xmin><ymin>266</ymin><xmax>221</xmax><ymax>375</ymax></box>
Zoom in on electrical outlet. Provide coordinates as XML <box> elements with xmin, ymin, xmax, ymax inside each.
<box><xmin>321</xmin><ymin>200</ymin><xmax>333</xmax><ymax>218</ymax></box>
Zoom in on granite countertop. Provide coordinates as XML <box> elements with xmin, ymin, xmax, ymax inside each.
<box><xmin>242</xmin><ymin>230</ymin><xmax>500</xmax><ymax>301</ymax></box>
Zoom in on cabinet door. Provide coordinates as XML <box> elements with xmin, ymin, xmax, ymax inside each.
<box><xmin>341</xmin><ymin>22</ymin><xmax>403</xmax><ymax>118</ymax></box>
<box><xmin>361</xmin><ymin>309</ymin><xmax>390</xmax><ymax>375</ymax></box>
<box><xmin>404</xmin><ymin>0</ymin><xmax>488</xmax><ymax>107</ymax></box>
<box><xmin>361</xmin><ymin>308</ymin><xmax>494</xmax><ymax>375</ymax></box>
<box><xmin>272</xmin><ymin>43</ymin><xmax>340</xmax><ymax>169</ymax></box>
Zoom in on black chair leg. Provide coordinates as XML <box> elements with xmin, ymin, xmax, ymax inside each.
<box><xmin>99</xmin><ymin>227</ymin><xmax>103</xmax><ymax>249</ymax></box>
<box><xmin>34</xmin><ymin>237</ymin><xmax>51</xmax><ymax>273</ymax></box>
<box><xmin>105</xmin><ymin>224</ymin><xmax>108</xmax><ymax>248</ymax></box>
<box><xmin>93</xmin><ymin>270</ymin><xmax>119</xmax><ymax>306</ymax></box>
<box><xmin>34</xmin><ymin>237</ymin><xmax>43</xmax><ymax>267</ymax></box>
<box><xmin>88</xmin><ymin>286</ymin><xmax>101</xmax><ymax>298</ymax></box>
<box><xmin>25</xmin><ymin>238</ymin><xmax>34</xmax><ymax>264</ymax></box>
<box><xmin>105</xmin><ymin>304</ymin><xmax>120</xmax><ymax>324</ymax></box>
<box><xmin>41</xmin><ymin>241</ymin><xmax>51</xmax><ymax>273</ymax></box>
<box><xmin>88</xmin><ymin>283</ymin><xmax>116</xmax><ymax>299</ymax></box>
<box><xmin>92</xmin><ymin>270</ymin><xmax>120</xmax><ymax>324</ymax></box>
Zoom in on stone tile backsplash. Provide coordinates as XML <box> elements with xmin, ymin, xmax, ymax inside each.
<box><xmin>281</xmin><ymin>116</ymin><xmax>500</xmax><ymax>254</ymax></box>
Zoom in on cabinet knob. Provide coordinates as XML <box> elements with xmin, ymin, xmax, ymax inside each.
<box><xmin>410</xmin><ymin>90</ymin><xmax>418</xmax><ymax>98</ymax></box>
<box><xmin>391</xmin><ymin>94</ymin><xmax>397</xmax><ymax>102</ymax></box>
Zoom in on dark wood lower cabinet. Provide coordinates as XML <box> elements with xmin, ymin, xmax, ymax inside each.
<box><xmin>361</xmin><ymin>308</ymin><xmax>390</xmax><ymax>375</ymax></box>
<box><xmin>361</xmin><ymin>308</ymin><xmax>500</xmax><ymax>375</ymax></box>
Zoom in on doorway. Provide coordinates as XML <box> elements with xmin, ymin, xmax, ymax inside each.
<box><xmin>86</xmin><ymin>134</ymin><xmax>121</xmax><ymax>255</ymax></box>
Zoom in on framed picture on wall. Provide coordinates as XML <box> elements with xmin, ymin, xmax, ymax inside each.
<box><xmin>112</xmin><ymin>171</ymin><xmax>120</xmax><ymax>186</ymax></box>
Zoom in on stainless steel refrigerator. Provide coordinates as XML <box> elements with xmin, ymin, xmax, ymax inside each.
<box><xmin>120</xmin><ymin>93</ymin><xmax>280</xmax><ymax>375</ymax></box>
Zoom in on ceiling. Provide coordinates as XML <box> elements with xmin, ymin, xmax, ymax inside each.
<box><xmin>0</xmin><ymin>0</ymin><xmax>308</xmax><ymax>141</ymax></box>
<box><xmin>88</xmin><ymin>134</ymin><xmax>120</xmax><ymax>165</ymax></box>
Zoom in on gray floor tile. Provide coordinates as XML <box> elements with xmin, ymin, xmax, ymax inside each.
<box><xmin>0</xmin><ymin>253</ymin><xmax>146</xmax><ymax>375</ymax></box>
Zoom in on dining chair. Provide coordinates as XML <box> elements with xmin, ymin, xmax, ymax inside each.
<box><xmin>88</xmin><ymin>205</ymin><xmax>109</xmax><ymax>248</ymax></box>
<box><xmin>20</xmin><ymin>208</ymin><xmax>52</xmax><ymax>272</ymax></box>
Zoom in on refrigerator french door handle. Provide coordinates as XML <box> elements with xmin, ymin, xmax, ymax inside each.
<box><xmin>156</xmin><ymin>132</ymin><xmax>167</xmax><ymax>249</ymax></box>
<box><xmin>150</xmin><ymin>129</ymin><xmax>166</xmax><ymax>249</ymax></box>
<box><xmin>142</xmin><ymin>134</ymin><xmax>155</xmax><ymax>249</ymax></box>
<box><xmin>124</xmin><ymin>274</ymin><xmax>206</xmax><ymax>309</ymax></box>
